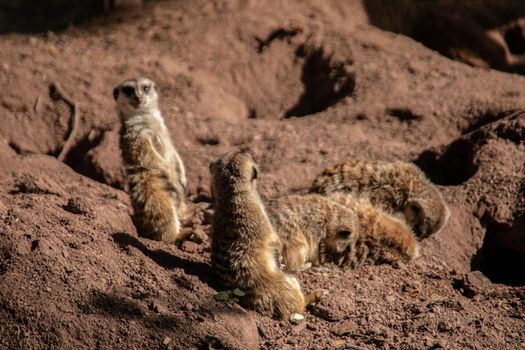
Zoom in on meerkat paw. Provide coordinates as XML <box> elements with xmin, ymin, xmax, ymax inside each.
<box><xmin>304</xmin><ymin>289</ymin><xmax>329</xmax><ymax>305</ymax></box>
<box><xmin>297</xmin><ymin>262</ymin><xmax>312</xmax><ymax>272</ymax></box>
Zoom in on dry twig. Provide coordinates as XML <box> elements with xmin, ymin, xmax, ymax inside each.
<box><xmin>49</xmin><ymin>82</ymin><xmax>79</xmax><ymax>162</ymax></box>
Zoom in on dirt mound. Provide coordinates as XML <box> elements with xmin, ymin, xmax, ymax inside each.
<box><xmin>1</xmin><ymin>1</ymin><xmax>525</xmax><ymax>349</ymax></box>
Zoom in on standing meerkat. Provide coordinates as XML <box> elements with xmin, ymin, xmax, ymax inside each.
<box><xmin>114</xmin><ymin>77</ymin><xmax>187</xmax><ymax>243</ymax></box>
<box><xmin>310</xmin><ymin>159</ymin><xmax>450</xmax><ymax>238</ymax></box>
<box><xmin>210</xmin><ymin>150</ymin><xmax>324</xmax><ymax>321</ymax></box>
<box><xmin>267</xmin><ymin>194</ymin><xmax>419</xmax><ymax>271</ymax></box>
<box><xmin>266</xmin><ymin>194</ymin><xmax>360</xmax><ymax>272</ymax></box>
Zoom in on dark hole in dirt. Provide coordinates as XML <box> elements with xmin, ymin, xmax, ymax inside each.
<box><xmin>386</xmin><ymin>108</ymin><xmax>422</xmax><ymax>122</ymax></box>
<box><xmin>0</xmin><ymin>248</ymin><xmax>12</xmax><ymax>275</ymax></box>
<box><xmin>198</xmin><ymin>336</ymin><xmax>226</xmax><ymax>350</ymax></box>
<box><xmin>89</xmin><ymin>291</ymin><xmax>145</xmax><ymax>318</ymax></box>
<box><xmin>504</xmin><ymin>24</ymin><xmax>525</xmax><ymax>55</ymax></box>
<box><xmin>415</xmin><ymin>138</ymin><xmax>478</xmax><ymax>186</ymax></box>
<box><xmin>471</xmin><ymin>214</ymin><xmax>525</xmax><ymax>286</ymax></box>
<box><xmin>61</xmin><ymin>128</ymin><xmax>123</xmax><ymax>188</ymax></box>
<box><xmin>284</xmin><ymin>46</ymin><xmax>355</xmax><ymax>118</ymax></box>
<box><xmin>7</xmin><ymin>142</ymin><xmax>23</xmax><ymax>155</ymax></box>
<box><xmin>255</xmin><ymin>27</ymin><xmax>301</xmax><ymax>53</ymax></box>
<box><xmin>196</xmin><ymin>135</ymin><xmax>221</xmax><ymax>146</ymax></box>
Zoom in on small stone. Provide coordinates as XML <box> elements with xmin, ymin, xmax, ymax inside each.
<box><xmin>291</xmin><ymin>321</ymin><xmax>307</xmax><ymax>334</ymax></box>
<box><xmin>181</xmin><ymin>240</ymin><xmax>200</xmax><ymax>253</ymax></box>
<box><xmin>289</xmin><ymin>313</ymin><xmax>304</xmax><ymax>324</ymax></box>
<box><xmin>330</xmin><ymin>320</ymin><xmax>358</xmax><ymax>336</ymax></box>
<box><xmin>162</xmin><ymin>336</ymin><xmax>172</xmax><ymax>346</ymax></box>
<box><xmin>286</xmin><ymin>338</ymin><xmax>298</xmax><ymax>345</ymax></box>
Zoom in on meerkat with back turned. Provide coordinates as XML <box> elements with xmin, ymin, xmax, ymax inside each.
<box><xmin>210</xmin><ymin>151</ymin><xmax>324</xmax><ymax>320</ymax></box>
<box><xmin>267</xmin><ymin>193</ymin><xmax>419</xmax><ymax>271</ymax></box>
<box><xmin>114</xmin><ymin>77</ymin><xmax>187</xmax><ymax>243</ymax></box>
<box><xmin>310</xmin><ymin>159</ymin><xmax>450</xmax><ymax>239</ymax></box>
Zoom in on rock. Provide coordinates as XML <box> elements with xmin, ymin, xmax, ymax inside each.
<box><xmin>453</xmin><ymin>270</ymin><xmax>492</xmax><ymax>298</ymax></box>
<box><xmin>290</xmin><ymin>321</ymin><xmax>306</xmax><ymax>334</ymax></box>
<box><xmin>63</xmin><ymin>197</ymin><xmax>96</xmax><ymax>218</ymax></box>
<box><xmin>162</xmin><ymin>336</ymin><xmax>172</xmax><ymax>346</ymax></box>
<box><xmin>289</xmin><ymin>313</ymin><xmax>304</xmax><ymax>324</ymax></box>
<box><xmin>311</xmin><ymin>293</ymin><xmax>355</xmax><ymax>321</ymax></box>
<box><xmin>330</xmin><ymin>320</ymin><xmax>358</xmax><ymax>337</ymax></box>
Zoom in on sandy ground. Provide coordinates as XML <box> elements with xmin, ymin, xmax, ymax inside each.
<box><xmin>0</xmin><ymin>1</ymin><xmax>524</xmax><ymax>349</ymax></box>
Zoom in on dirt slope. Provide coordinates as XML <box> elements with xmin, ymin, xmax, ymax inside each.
<box><xmin>0</xmin><ymin>1</ymin><xmax>524</xmax><ymax>349</ymax></box>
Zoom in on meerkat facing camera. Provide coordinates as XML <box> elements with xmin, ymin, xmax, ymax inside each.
<box><xmin>310</xmin><ymin>159</ymin><xmax>450</xmax><ymax>239</ymax></box>
<box><xmin>114</xmin><ymin>77</ymin><xmax>187</xmax><ymax>243</ymax></box>
<box><xmin>210</xmin><ymin>151</ymin><xmax>324</xmax><ymax>320</ymax></box>
<box><xmin>266</xmin><ymin>194</ymin><xmax>360</xmax><ymax>272</ymax></box>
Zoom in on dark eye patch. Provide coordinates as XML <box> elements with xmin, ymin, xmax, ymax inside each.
<box><xmin>122</xmin><ymin>86</ymin><xmax>135</xmax><ymax>97</ymax></box>
<box><xmin>337</xmin><ymin>230</ymin><xmax>352</xmax><ymax>239</ymax></box>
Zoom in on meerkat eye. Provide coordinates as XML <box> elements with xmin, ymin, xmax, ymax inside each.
<box><xmin>143</xmin><ymin>85</ymin><xmax>150</xmax><ymax>93</ymax></box>
<box><xmin>410</xmin><ymin>203</ymin><xmax>422</xmax><ymax>214</ymax></box>
<box><xmin>337</xmin><ymin>230</ymin><xmax>352</xmax><ymax>239</ymax></box>
<box><xmin>122</xmin><ymin>86</ymin><xmax>134</xmax><ymax>97</ymax></box>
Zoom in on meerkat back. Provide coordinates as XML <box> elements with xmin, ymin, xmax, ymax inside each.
<box><xmin>310</xmin><ymin>159</ymin><xmax>450</xmax><ymax>238</ymax></box>
<box><xmin>114</xmin><ymin>77</ymin><xmax>187</xmax><ymax>243</ymax></box>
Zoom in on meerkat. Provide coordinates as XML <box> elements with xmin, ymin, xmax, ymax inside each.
<box><xmin>327</xmin><ymin>193</ymin><xmax>419</xmax><ymax>268</ymax></box>
<box><xmin>209</xmin><ymin>150</ymin><xmax>324</xmax><ymax>320</ymax></box>
<box><xmin>265</xmin><ymin>194</ymin><xmax>360</xmax><ymax>272</ymax></box>
<box><xmin>267</xmin><ymin>194</ymin><xmax>419</xmax><ymax>271</ymax></box>
<box><xmin>114</xmin><ymin>77</ymin><xmax>187</xmax><ymax>243</ymax></box>
<box><xmin>310</xmin><ymin>159</ymin><xmax>450</xmax><ymax>239</ymax></box>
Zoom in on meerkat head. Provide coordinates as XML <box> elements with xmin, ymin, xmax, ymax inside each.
<box><xmin>209</xmin><ymin>150</ymin><xmax>259</xmax><ymax>197</ymax></box>
<box><xmin>113</xmin><ymin>77</ymin><xmax>159</xmax><ymax>117</ymax></box>
<box><xmin>404</xmin><ymin>196</ymin><xmax>450</xmax><ymax>238</ymax></box>
<box><xmin>322</xmin><ymin>214</ymin><xmax>360</xmax><ymax>266</ymax></box>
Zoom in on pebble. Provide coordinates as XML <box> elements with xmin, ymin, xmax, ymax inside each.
<box><xmin>289</xmin><ymin>313</ymin><xmax>304</xmax><ymax>324</ymax></box>
<box><xmin>162</xmin><ymin>336</ymin><xmax>172</xmax><ymax>346</ymax></box>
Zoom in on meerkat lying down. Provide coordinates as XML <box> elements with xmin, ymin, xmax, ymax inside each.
<box><xmin>267</xmin><ymin>193</ymin><xmax>419</xmax><ymax>272</ymax></box>
<box><xmin>310</xmin><ymin>159</ymin><xmax>450</xmax><ymax>239</ymax></box>
<box><xmin>209</xmin><ymin>150</ymin><xmax>325</xmax><ymax>321</ymax></box>
<box><xmin>114</xmin><ymin>77</ymin><xmax>187</xmax><ymax>243</ymax></box>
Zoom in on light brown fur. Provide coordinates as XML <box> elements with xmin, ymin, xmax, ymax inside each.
<box><xmin>266</xmin><ymin>194</ymin><xmax>359</xmax><ymax>271</ymax></box>
<box><xmin>328</xmin><ymin>193</ymin><xmax>419</xmax><ymax>268</ymax></box>
<box><xmin>114</xmin><ymin>77</ymin><xmax>187</xmax><ymax>243</ymax></box>
<box><xmin>210</xmin><ymin>151</ymin><xmax>323</xmax><ymax>320</ymax></box>
<box><xmin>310</xmin><ymin>159</ymin><xmax>450</xmax><ymax>238</ymax></box>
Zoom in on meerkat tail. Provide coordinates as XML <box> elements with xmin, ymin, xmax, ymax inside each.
<box><xmin>128</xmin><ymin>168</ymin><xmax>182</xmax><ymax>243</ymax></box>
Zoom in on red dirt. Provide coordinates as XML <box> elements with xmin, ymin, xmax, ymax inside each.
<box><xmin>1</xmin><ymin>1</ymin><xmax>524</xmax><ymax>349</ymax></box>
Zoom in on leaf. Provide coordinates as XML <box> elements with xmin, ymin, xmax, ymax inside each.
<box><xmin>232</xmin><ymin>288</ymin><xmax>246</xmax><ymax>297</ymax></box>
<box><xmin>214</xmin><ymin>291</ymin><xmax>231</xmax><ymax>301</ymax></box>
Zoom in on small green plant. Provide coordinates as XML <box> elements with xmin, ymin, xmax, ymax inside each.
<box><xmin>213</xmin><ymin>288</ymin><xmax>246</xmax><ymax>303</ymax></box>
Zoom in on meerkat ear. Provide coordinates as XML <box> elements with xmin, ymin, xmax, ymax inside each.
<box><xmin>251</xmin><ymin>165</ymin><xmax>258</xmax><ymax>180</ymax></box>
<box><xmin>113</xmin><ymin>87</ymin><xmax>119</xmax><ymax>100</ymax></box>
